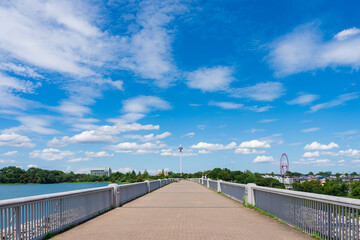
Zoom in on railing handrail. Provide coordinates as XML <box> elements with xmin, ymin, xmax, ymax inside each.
<box><xmin>117</xmin><ymin>181</ymin><xmax>147</xmax><ymax>189</ymax></box>
<box><xmin>253</xmin><ymin>185</ymin><xmax>360</xmax><ymax>208</ymax></box>
<box><xmin>0</xmin><ymin>185</ymin><xmax>113</xmax><ymax>208</ymax></box>
<box><xmin>219</xmin><ymin>181</ymin><xmax>246</xmax><ymax>188</ymax></box>
<box><xmin>193</xmin><ymin>177</ymin><xmax>360</xmax><ymax>208</ymax></box>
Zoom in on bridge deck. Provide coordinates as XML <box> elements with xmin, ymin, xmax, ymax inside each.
<box><xmin>55</xmin><ymin>180</ymin><xmax>313</xmax><ymax>240</ymax></box>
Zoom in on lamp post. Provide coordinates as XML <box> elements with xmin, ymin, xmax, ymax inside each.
<box><xmin>178</xmin><ymin>145</ymin><xmax>183</xmax><ymax>176</ymax></box>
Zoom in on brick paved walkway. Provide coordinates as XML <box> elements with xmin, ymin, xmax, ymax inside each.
<box><xmin>55</xmin><ymin>180</ymin><xmax>313</xmax><ymax>240</ymax></box>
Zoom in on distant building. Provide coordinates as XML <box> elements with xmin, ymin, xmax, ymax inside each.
<box><xmin>90</xmin><ymin>167</ymin><xmax>112</xmax><ymax>177</ymax></box>
<box><xmin>156</xmin><ymin>169</ymin><xmax>169</xmax><ymax>176</ymax></box>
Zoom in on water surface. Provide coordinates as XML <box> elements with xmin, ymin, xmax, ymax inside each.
<box><xmin>0</xmin><ymin>182</ymin><xmax>125</xmax><ymax>200</ymax></box>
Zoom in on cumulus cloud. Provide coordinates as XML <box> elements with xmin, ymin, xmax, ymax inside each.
<box><xmin>85</xmin><ymin>151</ymin><xmax>113</xmax><ymax>158</ymax></box>
<box><xmin>231</xmin><ymin>82</ymin><xmax>285</xmax><ymax>101</ymax></box>
<box><xmin>48</xmin><ymin>123</ymin><xmax>159</xmax><ymax>147</ymax></box>
<box><xmin>287</xmin><ymin>94</ymin><xmax>319</xmax><ymax>105</ymax></box>
<box><xmin>304</xmin><ymin>142</ymin><xmax>339</xmax><ymax>151</ymax></box>
<box><xmin>253</xmin><ymin>156</ymin><xmax>274</xmax><ymax>163</ymax></box>
<box><xmin>30</xmin><ymin>148</ymin><xmax>74</xmax><ymax>161</ymax></box>
<box><xmin>160</xmin><ymin>148</ymin><xmax>197</xmax><ymax>157</ymax></box>
<box><xmin>106</xmin><ymin>142</ymin><xmax>167</xmax><ymax>154</ymax></box>
<box><xmin>334</xmin><ymin>27</ymin><xmax>360</xmax><ymax>40</ymax></box>
<box><xmin>122</xmin><ymin>96</ymin><xmax>171</xmax><ymax>114</ymax></box>
<box><xmin>239</xmin><ymin>140</ymin><xmax>271</xmax><ymax>149</ymax></box>
<box><xmin>126</xmin><ymin>132</ymin><xmax>171</xmax><ymax>142</ymax></box>
<box><xmin>310</xmin><ymin>93</ymin><xmax>358</xmax><ymax>112</ymax></box>
<box><xmin>27</xmin><ymin>164</ymin><xmax>39</xmax><ymax>168</ymax></box>
<box><xmin>190</xmin><ymin>142</ymin><xmax>237</xmax><ymax>153</ymax></box>
<box><xmin>235</xmin><ymin>148</ymin><xmax>266</xmax><ymax>155</ymax></box>
<box><xmin>0</xmin><ymin>132</ymin><xmax>35</xmax><ymax>148</ymax></box>
<box><xmin>293</xmin><ymin>158</ymin><xmax>334</xmax><ymax>166</ymax></box>
<box><xmin>269</xmin><ymin>24</ymin><xmax>360</xmax><ymax>76</ymax></box>
<box><xmin>322</xmin><ymin>149</ymin><xmax>360</xmax><ymax>158</ymax></box>
<box><xmin>186</xmin><ymin>66</ymin><xmax>235</xmax><ymax>92</ymax></box>
<box><xmin>2</xmin><ymin>151</ymin><xmax>18</xmax><ymax>156</ymax></box>
<box><xmin>0</xmin><ymin>159</ymin><xmax>16</xmax><ymax>164</ymax></box>
<box><xmin>67</xmin><ymin>157</ymin><xmax>91</xmax><ymax>163</ymax></box>
<box><xmin>302</xmin><ymin>151</ymin><xmax>320</xmax><ymax>158</ymax></box>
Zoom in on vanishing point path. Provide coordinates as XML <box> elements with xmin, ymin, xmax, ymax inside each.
<box><xmin>55</xmin><ymin>180</ymin><xmax>313</xmax><ymax>240</ymax></box>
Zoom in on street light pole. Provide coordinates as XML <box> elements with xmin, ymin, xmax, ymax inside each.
<box><xmin>178</xmin><ymin>145</ymin><xmax>183</xmax><ymax>176</ymax></box>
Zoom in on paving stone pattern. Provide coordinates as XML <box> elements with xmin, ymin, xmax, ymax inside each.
<box><xmin>55</xmin><ymin>180</ymin><xmax>314</xmax><ymax>240</ymax></box>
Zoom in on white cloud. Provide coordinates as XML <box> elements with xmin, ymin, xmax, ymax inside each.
<box><xmin>301</xmin><ymin>127</ymin><xmax>321</xmax><ymax>133</ymax></box>
<box><xmin>258</xmin><ymin>119</ymin><xmax>278</xmax><ymax>123</ymax></box>
<box><xmin>269</xmin><ymin>24</ymin><xmax>360</xmax><ymax>75</ymax></box>
<box><xmin>323</xmin><ymin>149</ymin><xmax>360</xmax><ymax>158</ymax></box>
<box><xmin>27</xmin><ymin>164</ymin><xmax>39</xmax><ymax>168</ymax></box>
<box><xmin>310</xmin><ymin>93</ymin><xmax>358</xmax><ymax>112</ymax></box>
<box><xmin>85</xmin><ymin>151</ymin><xmax>113</xmax><ymax>158</ymax></box>
<box><xmin>0</xmin><ymin>132</ymin><xmax>35</xmax><ymax>148</ymax></box>
<box><xmin>160</xmin><ymin>148</ymin><xmax>196</xmax><ymax>157</ymax></box>
<box><xmin>127</xmin><ymin>132</ymin><xmax>171</xmax><ymax>142</ymax></box>
<box><xmin>0</xmin><ymin>0</ymin><xmax>114</xmax><ymax>76</ymax></box>
<box><xmin>190</xmin><ymin>142</ymin><xmax>237</xmax><ymax>153</ymax></box>
<box><xmin>116</xmin><ymin>168</ymin><xmax>133</xmax><ymax>174</ymax></box>
<box><xmin>186</xmin><ymin>66</ymin><xmax>234</xmax><ymax>92</ymax></box>
<box><xmin>0</xmin><ymin>159</ymin><xmax>16</xmax><ymax>164</ymax></box>
<box><xmin>0</xmin><ymin>63</ymin><xmax>43</xmax><ymax>79</ymax></box>
<box><xmin>122</xmin><ymin>96</ymin><xmax>171</xmax><ymax>114</ymax></box>
<box><xmin>293</xmin><ymin>158</ymin><xmax>334</xmax><ymax>166</ymax></box>
<box><xmin>67</xmin><ymin>157</ymin><xmax>91</xmax><ymax>163</ymax></box>
<box><xmin>184</xmin><ymin>132</ymin><xmax>195</xmax><ymax>137</ymax></box>
<box><xmin>239</xmin><ymin>140</ymin><xmax>271</xmax><ymax>149</ymax></box>
<box><xmin>334</xmin><ymin>28</ymin><xmax>360</xmax><ymax>40</ymax></box>
<box><xmin>107</xmin><ymin>142</ymin><xmax>167</xmax><ymax>154</ymax></box>
<box><xmin>13</xmin><ymin>115</ymin><xmax>58</xmax><ymax>135</ymax></box>
<box><xmin>119</xmin><ymin>1</ymin><xmax>186</xmax><ymax>87</ymax></box>
<box><xmin>253</xmin><ymin>156</ymin><xmax>274</xmax><ymax>163</ymax></box>
<box><xmin>244</xmin><ymin>128</ymin><xmax>264</xmax><ymax>133</ymax></box>
<box><xmin>304</xmin><ymin>142</ymin><xmax>339</xmax><ymax>150</ymax></box>
<box><xmin>209</xmin><ymin>101</ymin><xmax>272</xmax><ymax>112</ymax></box>
<box><xmin>209</xmin><ymin>101</ymin><xmax>243</xmax><ymax>109</ymax></box>
<box><xmin>287</xmin><ymin>94</ymin><xmax>319</xmax><ymax>105</ymax></box>
<box><xmin>29</xmin><ymin>148</ymin><xmax>74</xmax><ymax>161</ymax></box>
<box><xmin>302</xmin><ymin>151</ymin><xmax>320</xmax><ymax>158</ymax></box>
<box><xmin>231</xmin><ymin>82</ymin><xmax>285</xmax><ymax>101</ymax></box>
<box><xmin>48</xmin><ymin>123</ymin><xmax>159</xmax><ymax>147</ymax></box>
<box><xmin>235</xmin><ymin>148</ymin><xmax>266</xmax><ymax>155</ymax></box>
<box><xmin>2</xmin><ymin>151</ymin><xmax>18</xmax><ymax>156</ymax></box>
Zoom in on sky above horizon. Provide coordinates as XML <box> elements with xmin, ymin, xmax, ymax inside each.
<box><xmin>0</xmin><ymin>0</ymin><xmax>360</xmax><ymax>175</ymax></box>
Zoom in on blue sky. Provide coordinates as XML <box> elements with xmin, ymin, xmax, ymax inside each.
<box><xmin>0</xmin><ymin>0</ymin><xmax>360</xmax><ymax>175</ymax></box>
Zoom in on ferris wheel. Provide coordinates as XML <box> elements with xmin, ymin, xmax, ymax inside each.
<box><xmin>280</xmin><ymin>153</ymin><xmax>289</xmax><ymax>175</ymax></box>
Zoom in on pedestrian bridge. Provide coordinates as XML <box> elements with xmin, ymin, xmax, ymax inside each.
<box><xmin>1</xmin><ymin>179</ymin><xmax>360</xmax><ymax>240</ymax></box>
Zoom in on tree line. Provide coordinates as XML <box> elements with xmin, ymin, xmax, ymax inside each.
<box><xmin>0</xmin><ymin>166</ymin><xmax>167</xmax><ymax>184</ymax></box>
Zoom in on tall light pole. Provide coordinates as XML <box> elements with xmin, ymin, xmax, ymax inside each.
<box><xmin>178</xmin><ymin>145</ymin><xmax>183</xmax><ymax>176</ymax></box>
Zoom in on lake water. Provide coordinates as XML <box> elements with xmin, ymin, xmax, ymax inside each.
<box><xmin>0</xmin><ymin>182</ymin><xmax>125</xmax><ymax>200</ymax></box>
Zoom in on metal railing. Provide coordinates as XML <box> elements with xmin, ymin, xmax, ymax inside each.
<box><xmin>191</xmin><ymin>178</ymin><xmax>360</xmax><ymax>240</ymax></box>
<box><xmin>0</xmin><ymin>179</ymin><xmax>177</xmax><ymax>240</ymax></box>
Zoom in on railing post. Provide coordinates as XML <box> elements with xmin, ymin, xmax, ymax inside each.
<box><xmin>207</xmin><ymin>179</ymin><xmax>210</xmax><ymax>188</ymax></box>
<box><xmin>245</xmin><ymin>183</ymin><xmax>256</xmax><ymax>205</ymax></box>
<box><xmin>108</xmin><ymin>184</ymin><xmax>119</xmax><ymax>207</ymax></box>
<box><xmin>158</xmin><ymin>179</ymin><xmax>162</xmax><ymax>188</ymax></box>
<box><xmin>15</xmin><ymin>206</ymin><xmax>21</xmax><ymax>240</ymax></box>
<box><xmin>145</xmin><ymin>180</ymin><xmax>150</xmax><ymax>193</ymax></box>
<box><xmin>217</xmin><ymin>180</ymin><xmax>222</xmax><ymax>192</ymax></box>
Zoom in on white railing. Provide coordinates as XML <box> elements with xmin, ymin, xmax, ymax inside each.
<box><xmin>0</xmin><ymin>179</ymin><xmax>178</xmax><ymax>240</ymax></box>
<box><xmin>191</xmin><ymin>178</ymin><xmax>360</xmax><ymax>240</ymax></box>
